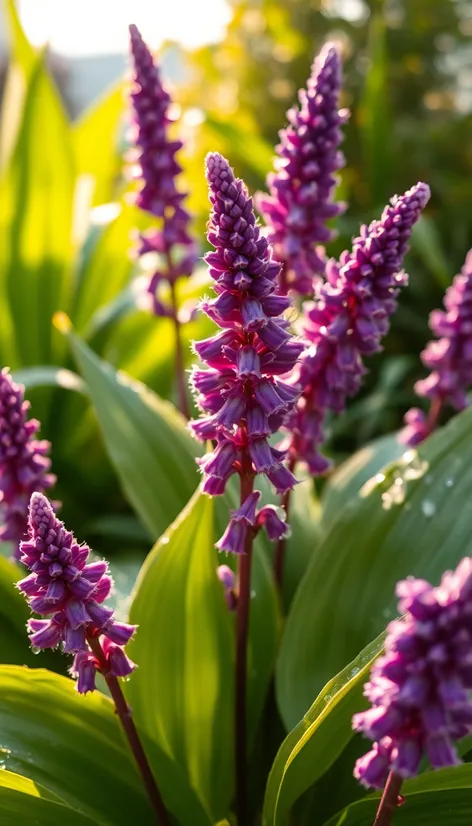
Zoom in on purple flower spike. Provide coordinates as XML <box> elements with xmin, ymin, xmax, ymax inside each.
<box><xmin>0</xmin><ymin>368</ymin><xmax>55</xmax><ymax>559</ymax></box>
<box><xmin>257</xmin><ymin>43</ymin><xmax>348</xmax><ymax>296</ymax></box>
<box><xmin>283</xmin><ymin>182</ymin><xmax>430</xmax><ymax>474</ymax></box>
<box><xmin>128</xmin><ymin>24</ymin><xmax>196</xmax><ymax>318</ymax></box>
<box><xmin>18</xmin><ymin>493</ymin><xmax>137</xmax><ymax>694</ymax></box>
<box><xmin>353</xmin><ymin>557</ymin><xmax>472</xmax><ymax>789</ymax></box>
<box><xmin>401</xmin><ymin>250</ymin><xmax>472</xmax><ymax>446</ymax></box>
<box><xmin>190</xmin><ymin>153</ymin><xmax>301</xmax><ymax>551</ymax></box>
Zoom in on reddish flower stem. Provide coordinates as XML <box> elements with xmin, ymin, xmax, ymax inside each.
<box><xmin>235</xmin><ymin>459</ymin><xmax>255</xmax><ymax>826</ymax></box>
<box><xmin>274</xmin><ymin>456</ymin><xmax>296</xmax><ymax>589</ymax></box>
<box><xmin>373</xmin><ymin>771</ymin><xmax>403</xmax><ymax>826</ymax></box>
<box><xmin>167</xmin><ymin>252</ymin><xmax>189</xmax><ymax>419</ymax></box>
<box><xmin>87</xmin><ymin>635</ymin><xmax>170</xmax><ymax>826</ymax></box>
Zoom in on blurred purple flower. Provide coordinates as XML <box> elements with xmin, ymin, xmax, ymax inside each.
<box><xmin>17</xmin><ymin>493</ymin><xmax>136</xmax><ymax>693</ymax></box>
<box><xmin>282</xmin><ymin>182</ymin><xmax>430</xmax><ymax>475</ymax></box>
<box><xmin>217</xmin><ymin>564</ymin><xmax>237</xmax><ymax>610</ymax></box>
<box><xmin>401</xmin><ymin>250</ymin><xmax>472</xmax><ymax>446</ymax></box>
<box><xmin>190</xmin><ymin>153</ymin><xmax>301</xmax><ymax>550</ymax></box>
<box><xmin>257</xmin><ymin>43</ymin><xmax>348</xmax><ymax>296</ymax></box>
<box><xmin>128</xmin><ymin>24</ymin><xmax>196</xmax><ymax>318</ymax></box>
<box><xmin>353</xmin><ymin>557</ymin><xmax>472</xmax><ymax>789</ymax></box>
<box><xmin>0</xmin><ymin>369</ymin><xmax>55</xmax><ymax>559</ymax></box>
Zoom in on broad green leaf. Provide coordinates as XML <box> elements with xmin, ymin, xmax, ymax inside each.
<box><xmin>72</xmin><ymin>81</ymin><xmax>125</xmax><ymax>206</ymax></box>
<box><xmin>321</xmin><ymin>434</ymin><xmax>404</xmax><ymax>532</ymax></box>
<box><xmin>0</xmin><ymin>0</ymin><xmax>37</xmax><ymax>170</ymax></box>
<box><xmin>127</xmin><ymin>492</ymin><xmax>233</xmax><ymax>819</ymax></box>
<box><xmin>282</xmin><ymin>471</ymin><xmax>321</xmax><ymax>607</ymax></box>
<box><xmin>205</xmin><ymin>114</ymin><xmax>274</xmax><ymax>178</ymax></box>
<box><xmin>277</xmin><ymin>405</ymin><xmax>472</xmax><ymax>730</ymax></box>
<box><xmin>4</xmin><ymin>56</ymin><xmax>74</xmax><ymax>368</ymax></box>
<box><xmin>262</xmin><ymin>634</ymin><xmax>384</xmax><ymax>826</ymax></box>
<box><xmin>12</xmin><ymin>366</ymin><xmax>86</xmax><ymax>395</ymax></box>
<box><xmin>0</xmin><ymin>665</ymin><xmax>211</xmax><ymax>826</ymax></box>
<box><xmin>0</xmin><ymin>770</ymin><xmax>96</xmax><ymax>826</ymax></box>
<box><xmin>73</xmin><ymin>202</ymin><xmax>140</xmax><ymax>335</ymax></box>
<box><xmin>324</xmin><ymin>765</ymin><xmax>472</xmax><ymax>826</ymax></box>
<box><xmin>62</xmin><ymin>323</ymin><xmax>201</xmax><ymax>539</ymax></box>
<box><xmin>0</xmin><ymin>556</ymin><xmax>40</xmax><ymax>666</ymax></box>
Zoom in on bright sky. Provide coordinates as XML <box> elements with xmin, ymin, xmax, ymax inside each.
<box><xmin>17</xmin><ymin>0</ymin><xmax>231</xmax><ymax>55</ymax></box>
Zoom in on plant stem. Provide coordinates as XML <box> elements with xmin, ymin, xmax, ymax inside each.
<box><xmin>274</xmin><ymin>456</ymin><xmax>296</xmax><ymax>589</ymax></box>
<box><xmin>87</xmin><ymin>635</ymin><xmax>170</xmax><ymax>826</ymax></box>
<box><xmin>373</xmin><ymin>771</ymin><xmax>403</xmax><ymax>826</ymax></box>
<box><xmin>169</xmin><ymin>277</ymin><xmax>190</xmax><ymax>419</ymax></box>
<box><xmin>426</xmin><ymin>395</ymin><xmax>443</xmax><ymax>436</ymax></box>
<box><xmin>235</xmin><ymin>464</ymin><xmax>255</xmax><ymax>826</ymax></box>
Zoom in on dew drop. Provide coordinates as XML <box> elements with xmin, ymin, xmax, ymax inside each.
<box><xmin>31</xmin><ymin>646</ymin><xmax>41</xmax><ymax>655</ymax></box>
<box><xmin>445</xmin><ymin>478</ymin><xmax>454</xmax><ymax>488</ymax></box>
<box><xmin>421</xmin><ymin>499</ymin><xmax>436</xmax><ymax>518</ymax></box>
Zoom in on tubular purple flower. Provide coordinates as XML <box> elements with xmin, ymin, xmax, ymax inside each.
<box><xmin>257</xmin><ymin>43</ymin><xmax>348</xmax><ymax>295</ymax></box>
<box><xmin>284</xmin><ymin>182</ymin><xmax>430</xmax><ymax>475</ymax></box>
<box><xmin>17</xmin><ymin>492</ymin><xmax>136</xmax><ymax>693</ymax></box>
<box><xmin>353</xmin><ymin>557</ymin><xmax>472</xmax><ymax>790</ymax></box>
<box><xmin>401</xmin><ymin>250</ymin><xmax>472</xmax><ymax>446</ymax></box>
<box><xmin>217</xmin><ymin>564</ymin><xmax>237</xmax><ymax>611</ymax></box>
<box><xmin>0</xmin><ymin>368</ymin><xmax>55</xmax><ymax>559</ymax></box>
<box><xmin>190</xmin><ymin>152</ymin><xmax>302</xmax><ymax>549</ymax></box>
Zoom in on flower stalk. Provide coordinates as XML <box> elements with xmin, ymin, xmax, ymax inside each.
<box><xmin>87</xmin><ymin>635</ymin><xmax>170</xmax><ymax>826</ymax></box>
<box><xmin>372</xmin><ymin>771</ymin><xmax>403</xmax><ymax>826</ymax></box>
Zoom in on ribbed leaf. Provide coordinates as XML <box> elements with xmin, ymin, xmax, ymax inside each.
<box><xmin>0</xmin><ymin>770</ymin><xmax>96</xmax><ymax>826</ymax></box>
<box><xmin>127</xmin><ymin>491</ymin><xmax>233</xmax><ymax>820</ymax></box>
<box><xmin>277</xmin><ymin>406</ymin><xmax>472</xmax><ymax>729</ymax></box>
<box><xmin>0</xmin><ymin>666</ymin><xmax>211</xmax><ymax>826</ymax></box>
<box><xmin>262</xmin><ymin>634</ymin><xmax>384</xmax><ymax>826</ymax></box>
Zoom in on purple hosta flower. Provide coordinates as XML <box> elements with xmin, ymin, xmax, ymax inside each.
<box><xmin>217</xmin><ymin>564</ymin><xmax>237</xmax><ymax>611</ymax></box>
<box><xmin>401</xmin><ymin>250</ymin><xmax>472</xmax><ymax>446</ymax></box>
<box><xmin>282</xmin><ymin>183</ymin><xmax>431</xmax><ymax>475</ymax></box>
<box><xmin>353</xmin><ymin>558</ymin><xmax>472</xmax><ymax>789</ymax></box>
<box><xmin>0</xmin><ymin>369</ymin><xmax>55</xmax><ymax>559</ymax></box>
<box><xmin>257</xmin><ymin>43</ymin><xmax>348</xmax><ymax>296</ymax></box>
<box><xmin>190</xmin><ymin>153</ymin><xmax>302</xmax><ymax>549</ymax></box>
<box><xmin>128</xmin><ymin>24</ymin><xmax>196</xmax><ymax>318</ymax></box>
<box><xmin>17</xmin><ymin>493</ymin><xmax>136</xmax><ymax>694</ymax></box>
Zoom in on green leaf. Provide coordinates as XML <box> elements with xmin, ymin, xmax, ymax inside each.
<box><xmin>4</xmin><ymin>55</ymin><xmax>74</xmax><ymax>367</ymax></box>
<box><xmin>0</xmin><ymin>0</ymin><xmax>37</xmax><ymax>170</ymax></box>
<box><xmin>73</xmin><ymin>202</ymin><xmax>140</xmax><ymax>335</ymax></box>
<box><xmin>127</xmin><ymin>491</ymin><xmax>233</xmax><ymax>820</ymax></box>
<box><xmin>63</xmin><ymin>325</ymin><xmax>201</xmax><ymax>539</ymax></box>
<box><xmin>277</xmin><ymin>406</ymin><xmax>472</xmax><ymax>730</ymax></box>
<box><xmin>0</xmin><ymin>665</ymin><xmax>211</xmax><ymax>826</ymax></box>
<box><xmin>0</xmin><ymin>770</ymin><xmax>97</xmax><ymax>826</ymax></box>
<box><xmin>0</xmin><ymin>556</ymin><xmax>38</xmax><ymax>665</ymax></box>
<box><xmin>72</xmin><ymin>81</ymin><xmax>125</xmax><ymax>206</ymax></box>
<box><xmin>12</xmin><ymin>366</ymin><xmax>86</xmax><ymax>394</ymax></box>
<box><xmin>282</xmin><ymin>471</ymin><xmax>321</xmax><ymax>607</ymax></box>
<box><xmin>410</xmin><ymin>214</ymin><xmax>451</xmax><ymax>290</ymax></box>
<box><xmin>321</xmin><ymin>434</ymin><xmax>405</xmax><ymax>533</ymax></box>
<box><xmin>262</xmin><ymin>633</ymin><xmax>384</xmax><ymax>826</ymax></box>
<box><xmin>324</xmin><ymin>765</ymin><xmax>472</xmax><ymax>826</ymax></box>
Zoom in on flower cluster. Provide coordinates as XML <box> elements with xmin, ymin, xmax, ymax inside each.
<box><xmin>190</xmin><ymin>152</ymin><xmax>303</xmax><ymax>552</ymax></box>
<box><xmin>0</xmin><ymin>369</ymin><xmax>55</xmax><ymax>559</ymax></box>
<box><xmin>353</xmin><ymin>558</ymin><xmax>472</xmax><ymax>789</ymax></box>
<box><xmin>401</xmin><ymin>249</ymin><xmax>472</xmax><ymax>446</ymax></box>
<box><xmin>257</xmin><ymin>43</ymin><xmax>348</xmax><ymax>296</ymax></box>
<box><xmin>129</xmin><ymin>24</ymin><xmax>196</xmax><ymax>317</ymax></box>
<box><xmin>17</xmin><ymin>492</ymin><xmax>136</xmax><ymax>694</ymax></box>
<box><xmin>283</xmin><ymin>182</ymin><xmax>430</xmax><ymax>474</ymax></box>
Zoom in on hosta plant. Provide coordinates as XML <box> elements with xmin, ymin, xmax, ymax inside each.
<box><xmin>1</xmin><ymin>10</ymin><xmax>472</xmax><ymax>826</ymax></box>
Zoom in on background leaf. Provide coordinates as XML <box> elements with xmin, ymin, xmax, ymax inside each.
<box><xmin>127</xmin><ymin>491</ymin><xmax>233</xmax><ymax>820</ymax></box>
<box><xmin>0</xmin><ymin>770</ymin><xmax>97</xmax><ymax>826</ymax></box>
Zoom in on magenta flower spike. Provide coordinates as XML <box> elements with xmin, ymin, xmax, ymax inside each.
<box><xmin>0</xmin><ymin>368</ymin><xmax>55</xmax><ymax>559</ymax></box>
<box><xmin>401</xmin><ymin>250</ymin><xmax>472</xmax><ymax>446</ymax></box>
<box><xmin>128</xmin><ymin>23</ymin><xmax>196</xmax><ymax>417</ymax></box>
<box><xmin>353</xmin><ymin>558</ymin><xmax>472</xmax><ymax>793</ymax></box>
<box><xmin>283</xmin><ymin>182</ymin><xmax>430</xmax><ymax>475</ymax></box>
<box><xmin>257</xmin><ymin>43</ymin><xmax>348</xmax><ymax>296</ymax></box>
<box><xmin>190</xmin><ymin>152</ymin><xmax>301</xmax><ymax>550</ymax></box>
<box><xmin>17</xmin><ymin>492</ymin><xmax>136</xmax><ymax>693</ymax></box>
